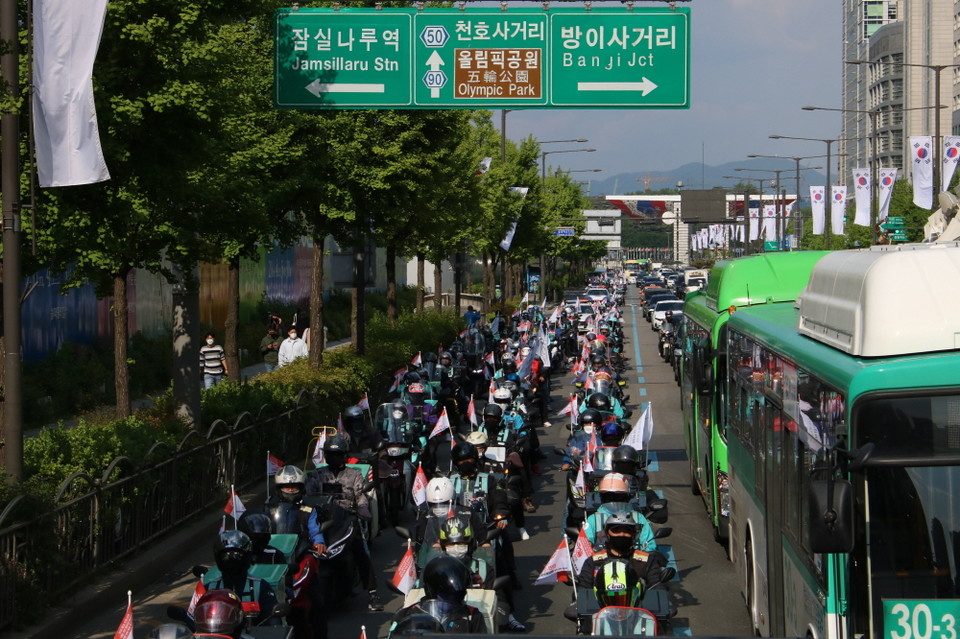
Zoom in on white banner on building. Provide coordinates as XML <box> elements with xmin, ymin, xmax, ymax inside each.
<box><xmin>877</xmin><ymin>168</ymin><xmax>898</xmax><ymax>220</ymax></box>
<box><xmin>830</xmin><ymin>186</ymin><xmax>847</xmax><ymax>236</ymax></box>
<box><xmin>748</xmin><ymin>207</ymin><xmax>760</xmax><ymax>241</ymax></box>
<box><xmin>852</xmin><ymin>168</ymin><xmax>871</xmax><ymax>227</ymax></box>
<box><xmin>943</xmin><ymin>136</ymin><xmax>960</xmax><ymax>191</ymax></box>
<box><xmin>810</xmin><ymin>187</ymin><xmax>825</xmax><ymax>235</ymax></box>
<box><xmin>911</xmin><ymin>136</ymin><xmax>934</xmax><ymax>209</ymax></box>
<box><xmin>32</xmin><ymin>0</ymin><xmax>111</xmax><ymax>187</ymax></box>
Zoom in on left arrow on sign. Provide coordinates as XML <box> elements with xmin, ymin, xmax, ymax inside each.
<box><xmin>577</xmin><ymin>76</ymin><xmax>658</xmax><ymax>96</ymax></box>
<box><xmin>305</xmin><ymin>79</ymin><xmax>386</xmax><ymax>96</ymax></box>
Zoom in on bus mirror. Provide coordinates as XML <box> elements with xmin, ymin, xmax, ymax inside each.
<box><xmin>842</xmin><ymin>443</ymin><xmax>875</xmax><ymax>473</ymax></box>
<box><xmin>698</xmin><ymin>364</ymin><xmax>714</xmax><ymax>395</ymax></box>
<box><xmin>808</xmin><ymin>479</ymin><xmax>854</xmax><ymax>554</ymax></box>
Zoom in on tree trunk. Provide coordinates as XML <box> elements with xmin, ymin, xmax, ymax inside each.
<box><xmin>433</xmin><ymin>253</ymin><xmax>443</xmax><ymax>309</ymax></box>
<box><xmin>416</xmin><ymin>252</ymin><xmax>425</xmax><ymax>312</ymax></box>
<box><xmin>224</xmin><ymin>255</ymin><xmax>240</xmax><ymax>382</ymax></box>
<box><xmin>309</xmin><ymin>236</ymin><xmax>325</xmax><ymax>367</ymax></box>
<box><xmin>386</xmin><ymin>243</ymin><xmax>398</xmax><ymax>325</ymax></box>
<box><xmin>113</xmin><ymin>269</ymin><xmax>131</xmax><ymax>419</ymax></box>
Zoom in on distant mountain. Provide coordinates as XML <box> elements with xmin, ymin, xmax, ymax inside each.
<box><xmin>587</xmin><ymin>160</ymin><xmax>827</xmax><ymax>198</ymax></box>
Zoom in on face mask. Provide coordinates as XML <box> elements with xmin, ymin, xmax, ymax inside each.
<box><xmin>446</xmin><ymin>544</ymin><xmax>470</xmax><ymax>559</ymax></box>
<box><xmin>583</xmin><ymin>424</ymin><xmax>595</xmax><ymax>435</ymax></box>
<box><xmin>606</xmin><ymin>534</ymin><xmax>634</xmax><ymax>555</ymax></box>
<box><xmin>431</xmin><ymin>502</ymin><xmax>450</xmax><ymax>517</ymax></box>
<box><xmin>393</xmin><ymin>410</ymin><xmax>405</xmax><ymax>419</ymax></box>
<box><xmin>206</xmin><ymin>338</ymin><xmax>214</xmax><ymax>345</ymax></box>
<box><xmin>288</xmin><ymin>333</ymin><xmax>297</xmax><ymax>340</ymax></box>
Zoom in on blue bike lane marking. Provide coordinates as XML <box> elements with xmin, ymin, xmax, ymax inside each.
<box><xmin>629</xmin><ymin>302</ymin><xmax>647</xmax><ymax>398</ymax></box>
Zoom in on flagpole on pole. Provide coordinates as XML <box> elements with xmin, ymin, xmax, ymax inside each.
<box><xmin>266</xmin><ymin>451</ymin><xmax>270</xmax><ymax>498</ymax></box>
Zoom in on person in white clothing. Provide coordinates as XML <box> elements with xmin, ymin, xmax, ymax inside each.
<box><xmin>277</xmin><ymin>327</ymin><xmax>308</xmax><ymax>367</ymax></box>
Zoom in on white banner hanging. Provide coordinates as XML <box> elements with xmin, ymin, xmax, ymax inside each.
<box><xmin>942</xmin><ymin>136</ymin><xmax>960</xmax><ymax>191</ymax></box>
<box><xmin>748</xmin><ymin>207</ymin><xmax>760</xmax><ymax>241</ymax></box>
<box><xmin>852</xmin><ymin>168</ymin><xmax>871</xmax><ymax>227</ymax></box>
<box><xmin>810</xmin><ymin>187</ymin><xmax>825</xmax><ymax>235</ymax></box>
<box><xmin>762</xmin><ymin>204</ymin><xmax>777</xmax><ymax>241</ymax></box>
<box><xmin>911</xmin><ymin>136</ymin><xmax>933</xmax><ymax>209</ymax></box>
<box><xmin>878</xmin><ymin>168</ymin><xmax>898</xmax><ymax>220</ymax></box>
<box><xmin>830</xmin><ymin>186</ymin><xmax>847</xmax><ymax>236</ymax></box>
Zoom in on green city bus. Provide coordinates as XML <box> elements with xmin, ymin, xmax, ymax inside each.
<box><xmin>681</xmin><ymin>251</ymin><xmax>828</xmax><ymax>542</ymax></box>
<box><xmin>725</xmin><ymin>245</ymin><xmax>960</xmax><ymax>638</ymax></box>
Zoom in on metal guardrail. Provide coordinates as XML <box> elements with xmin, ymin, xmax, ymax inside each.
<box><xmin>0</xmin><ymin>389</ymin><xmax>314</xmax><ymax>631</ymax></box>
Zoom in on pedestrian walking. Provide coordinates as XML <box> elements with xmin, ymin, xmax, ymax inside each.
<box><xmin>260</xmin><ymin>325</ymin><xmax>282</xmax><ymax>372</ymax></box>
<box><xmin>200</xmin><ymin>332</ymin><xmax>228</xmax><ymax>388</ymax></box>
<box><xmin>278</xmin><ymin>326</ymin><xmax>309</xmax><ymax>367</ymax></box>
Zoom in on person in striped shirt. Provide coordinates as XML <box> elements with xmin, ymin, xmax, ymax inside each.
<box><xmin>200</xmin><ymin>332</ymin><xmax>228</xmax><ymax>388</ymax></box>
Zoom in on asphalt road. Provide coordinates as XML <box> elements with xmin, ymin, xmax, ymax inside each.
<box><xmin>48</xmin><ymin>286</ymin><xmax>752</xmax><ymax>639</ymax></box>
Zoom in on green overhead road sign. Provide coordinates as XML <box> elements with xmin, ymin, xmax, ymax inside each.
<box><xmin>880</xmin><ymin>216</ymin><xmax>905</xmax><ymax>229</ymax></box>
<box><xmin>274</xmin><ymin>7</ymin><xmax>690</xmax><ymax>109</ymax></box>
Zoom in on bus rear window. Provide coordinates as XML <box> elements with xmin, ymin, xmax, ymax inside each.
<box><xmin>856</xmin><ymin>394</ymin><xmax>960</xmax><ymax>461</ymax></box>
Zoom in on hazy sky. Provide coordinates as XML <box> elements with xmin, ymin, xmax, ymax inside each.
<box><xmin>504</xmin><ymin>0</ymin><xmax>844</xmax><ymax>178</ymax></box>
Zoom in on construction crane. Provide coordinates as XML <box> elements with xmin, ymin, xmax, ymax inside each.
<box><xmin>635</xmin><ymin>174</ymin><xmax>671</xmax><ymax>191</ymax></box>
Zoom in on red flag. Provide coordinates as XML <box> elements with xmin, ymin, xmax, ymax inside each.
<box><xmin>467</xmin><ymin>397</ymin><xmax>478</xmax><ymax>428</ymax></box>
<box><xmin>534</xmin><ymin>537</ymin><xmax>574</xmax><ymax>585</ymax></box>
<box><xmin>558</xmin><ymin>395</ymin><xmax>579</xmax><ymax>424</ymax></box>
<box><xmin>360</xmin><ymin>626</ymin><xmax>368</xmax><ymax>639</ymax></box>
<box><xmin>429</xmin><ymin>408</ymin><xmax>450</xmax><ymax>439</ymax></box>
<box><xmin>114</xmin><ymin>594</ymin><xmax>134</xmax><ymax>639</ymax></box>
<box><xmin>267</xmin><ymin>453</ymin><xmax>284</xmax><ymax>476</ymax></box>
<box><xmin>186</xmin><ymin>578</ymin><xmax>207</xmax><ymax>620</ymax></box>
<box><xmin>389</xmin><ymin>366</ymin><xmax>406</xmax><ymax>393</ymax></box>
<box><xmin>411</xmin><ymin>462</ymin><xmax>428</xmax><ymax>506</ymax></box>
<box><xmin>391</xmin><ymin>541</ymin><xmax>417</xmax><ymax>595</ymax></box>
<box><xmin>411</xmin><ymin>351</ymin><xmax>422</xmax><ymax>367</ymax></box>
<box><xmin>224</xmin><ymin>489</ymin><xmax>245</xmax><ymax>519</ymax></box>
<box><xmin>459</xmin><ymin>328</ymin><xmax>469</xmax><ymax>339</ymax></box>
<box><xmin>483</xmin><ymin>351</ymin><xmax>495</xmax><ymax>366</ymax></box>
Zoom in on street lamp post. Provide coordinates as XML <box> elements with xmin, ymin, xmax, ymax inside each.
<box><xmin>736</xmin><ymin>168</ymin><xmax>792</xmax><ymax>249</ymax></box>
<box><xmin>724</xmin><ymin>175</ymin><xmax>767</xmax><ymax>255</ymax></box>
<box><xmin>748</xmin><ymin>153</ymin><xmax>829</xmax><ymax>242</ymax></box>
<box><xmin>769</xmin><ymin>135</ymin><xmax>843</xmax><ymax>249</ymax></box>
<box><xmin>541</xmin><ymin>148</ymin><xmax>596</xmax><ymax>181</ymax></box>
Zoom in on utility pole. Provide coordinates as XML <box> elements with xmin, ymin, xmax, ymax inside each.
<box><xmin>1</xmin><ymin>0</ymin><xmax>24</xmax><ymax>481</ymax></box>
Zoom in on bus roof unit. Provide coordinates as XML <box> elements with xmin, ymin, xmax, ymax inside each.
<box><xmin>704</xmin><ymin>252</ymin><xmax>829</xmax><ymax>312</ymax></box>
<box><xmin>797</xmin><ymin>242</ymin><xmax>960</xmax><ymax>357</ymax></box>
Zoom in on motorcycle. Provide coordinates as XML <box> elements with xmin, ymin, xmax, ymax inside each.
<box><xmin>373</xmin><ymin>403</ymin><xmax>425</xmax><ymax>526</ymax></box>
<box><xmin>565</xmin><ymin>568</ymin><xmax>677</xmax><ymax>636</ymax></box>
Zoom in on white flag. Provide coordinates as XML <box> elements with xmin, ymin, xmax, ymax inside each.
<box><xmin>477</xmin><ymin>157</ymin><xmax>492</xmax><ymax>175</ymax></box>
<box><xmin>748</xmin><ymin>207</ymin><xmax>760</xmax><ymax>241</ymax></box>
<box><xmin>32</xmin><ymin>0</ymin><xmax>111</xmax><ymax>187</ymax></box>
<box><xmin>810</xmin><ymin>187</ymin><xmax>825</xmax><ymax>235</ymax></box>
<box><xmin>878</xmin><ymin>169</ymin><xmax>898</xmax><ymax>221</ymax></box>
<box><xmin>429</xmin><ymin>408</ymin><xmax>451</xmax><ymax>439</ymax></box>
<box><xmin>911</xmin><ymin>136</ymin><xmax>934</xmax><ymax>209</ymax></box>
<box><xmin>830</xmin><ymin>186</ymin><xmax>847</xmax><ymax>236</ymax></box>
<box><xmin>623</xmin><ymin>403</ymin><xmax>654</xmax><ymax>450</ymax></box>
<box><xmin>852</xmin><ymin>168</ymin><xmax>871</xmax><ymax>227</ymax></box>
<box><xmin>943</xmin><ymin>136</ymin><xmax>960</xmax><ymax>191</ymax></box>
<box><xmin>411</xmin><ymin>463</ymin><xmax>428</xmax><ymax>507</ymax></box>
<box><xmin>499</xmin><ymin>221</ymin><xmax>518</xmax><ymax>252</ymax></box>
<box><xmin>534</xmin><ymin>537</ymin><xmax>574</xmax><ymax>585</ymax></box>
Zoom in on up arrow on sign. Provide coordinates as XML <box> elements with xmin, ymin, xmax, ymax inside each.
<box><xmin>425</xmin><ymin>51</ymin><xmax>446</xmax><ymax>98</ymax></box>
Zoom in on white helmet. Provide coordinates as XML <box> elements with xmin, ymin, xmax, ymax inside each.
<box><xmin>465</xmin><ymin>431</ymin><xmax>488</xmax><ymax>447</ymax></box>
<box><xmin>493</xmin><ymin>388</ymin><xmax>512</xmax><ymax>404</ymax></box>
<box><xmin>426</xmin><ymin>477</ymin><xmax>454</xmax><ymax>517</ymax></box>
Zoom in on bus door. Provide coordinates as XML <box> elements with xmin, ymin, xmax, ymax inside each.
<box><xmin>763</xmin><ymin>391</ymin><xmax>785</xmax><ymax>633</ymax></box>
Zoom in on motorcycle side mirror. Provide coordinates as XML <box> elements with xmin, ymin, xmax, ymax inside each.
<box><xmin>166</xmin><ymin>605</ymin><xmax>191</xmax><ymax>625</ymax></box>
<box><xmin>563</xmin><ymin>602</ymin><xmax>579</xmax><ymax>622</ymax></box>
<box><xmin>362</xmin><ymin>480</ymin><xmax>376</xmax><ymax>492</ymax></box>
<box><xmin>395</xmin><ymin>526</ymin><xmax>412</xmax><ymax>540</ymax></box>
<box><xmin>191</xmin><ymin>565</ymin><xmax>208</xmax><ymax>578</ymax></box>
<box><xmin>564</xmin><ymin>526</ymin><xmax>581</xmax><ymax>540</ymax></box>
<box><xmin>492</xmin><ymin>575</ymin><xmax>512</xmax><ymax>591</ymax></box>
<box><xmin>649</xmin><ymin>498</ymin><xmax>667</xmax><ymax>511</ymax></box>
<box><xmin>659</xmin><ymin>567</ymin><xmax>677</xmax><ymax>584</ymax></box>
<box><xmin>554</xmin><ymin>446</ymin><xmax>567</xmax><ymax>456</ymax></box>
<box><xmin>653</xmin><ymin>526</ymin><xmax>673</xmax><ymax>539</ymax></box>
<box><xmin>623</xmin><ymin>408</ymin><xmax>633</xmax><ymax>418</ymax></box>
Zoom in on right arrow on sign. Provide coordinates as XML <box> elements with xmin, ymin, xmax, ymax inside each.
<box><xmin>577</xmin><ymin>77</ymin><xmax>658</xmax><ymax>96</ymax></box>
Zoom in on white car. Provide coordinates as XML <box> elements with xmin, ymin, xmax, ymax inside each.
<box><xmin>652</xmin><ymin>300</ymin><xmax>685</xmax><ymax>331</ymax></box>
<box><xmin>584</xmin><ymin>287</ymin><xmax>609</xmax><ymax>303</ymax></box>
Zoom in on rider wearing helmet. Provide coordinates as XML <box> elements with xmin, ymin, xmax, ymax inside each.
<box><xmin>207</xmin><ymin>531</ymin><xmax>281</xmax><ymax>628</ymax></box>
<box><xmin>561</xmin><ymin>409</ymin><xmax>602</xmax><ymax>471</ymax></box>
<box><xmin>306</xmin><ymin>435</ymin><xmax>382</xmax><ymax>612</ymax></box>
<box><xmin>237</xmin><ymin>511</ymin><xmax>286</xmax><ymax>565</ymax></box>
<box><xmin>389</xmin><ymin>555</ymin><xmax>486</xmax><ymax>634</ymax></box>
<box><xmin>611</xmin><ymin>444</ymin><xmax>648</xmax><ymax>492</ymax></box>
<box><xmin>193</xmin><ymin>590</ymin><xmax>246</xmax><ymax>638</ymax></box>
<box><xmin>594</xmin><ymin>558</ymin><xmax>644</xmax><ymax>608</ymax></box>
<box><xmin>343</xmin><ymin>404</ymin><xmax>380</xmax><ymax>453</ymax></box>
<box><xmin>599</xmin><ymin>420</ymin><xmax>625</xmax><ymax>447</ymax></box>
<box><xmin>583</xmin><ymin>473</ymin><xmax>657</xmax><ymax>553</ymax></box>
<box><xmin>576</xmin><ymin>512</ymin><xmax>663</xmax><ymax>592</ymax></box>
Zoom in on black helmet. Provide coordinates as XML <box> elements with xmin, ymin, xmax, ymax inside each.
<box><xmin>600</xmin><ymin>420</ymin><xmax>625</xmax><ymax>445</ymax></box>
<box><xmin>425</xmin><ymin>351</ymin><xmax>439</xmax><ymax>364</ymax></box>
<box><xmin>237</xmin><ymin>511</ymin><xmax>275</xmax><ymax>552</ymax></box>
<box><xmin>403</xmin><ymin>371</ymin><xmax>421</xmax><ymax>384</ymax></box>
<box><xmin>502</xmin><ymin>359</ymin><xmax>518</xmax><ymax>374</ymax></box>
<box><xmin>391</xmin><ymin>613</ymin><xmax>446</xmax><ymax>636</ymax></box>
<box><xmin>590</xmin><ymin>353</ymin><xmax>606</xmax><ymax>366</ymax></box>
<box><xmin>451</xmin><ymin>442</ymin><xmax>478</xmax><ymax>465</ymax></box>
<box><xmin>482</xmin><ymin>403</ymin><xmax>503</xmax><ymax>419</ymax></box>
<box><xmin>612</xmin><ymin>445</ymin><xmax>640</xmax><ymax>474</ymax></box>
<box><xmin>578</xmin><ymin>408</ymin><xmax>602</xmax><ymax>427</ymax></box>
<box><xmin>422</xmin><ymin>554</ymin><xmax>471</xmax><ymax>599</ymax></box>
<box><xmin>344</xmin><ymin>405</ymin><xmax>363</xmax><ymax>420</ymax></box>
<box><xmin>214</xmin><ymin>530</ymin><xmax>253</xmax><ymax>576</ymax></box>
<box><xmin>323</xmin><ymin>435</ymin><xmax>349</xmax><ymax>454</ymax></box>
<box><xmin>587</xmin><ymin>393</ymin><xmax>612</xmax><ymax>412</ymax></box>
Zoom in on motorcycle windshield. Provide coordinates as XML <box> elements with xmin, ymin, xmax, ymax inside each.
<box><xmin>591</xmin><ymin>606</ymin><xmax>657</xmax><ymax>636</ymax></box>
<box><xmin>375</xmin><ymin>404</ymin><xmax>407</xmax><ymax>443</ymax></box>
<box><xmin>595</xmin><ymin>379</ymin><xmax>612</xmax><ymax>395</ymax></box>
